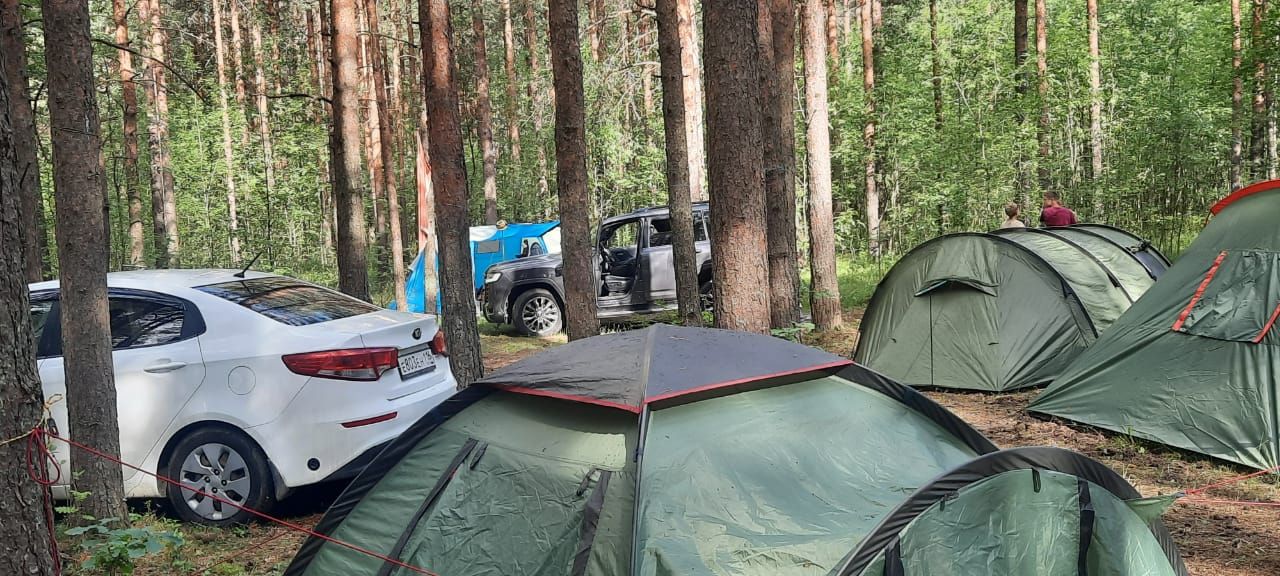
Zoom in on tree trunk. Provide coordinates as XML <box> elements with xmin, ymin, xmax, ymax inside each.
<box><xmin>1035</xmin><ymin>0</ymin><xmax>1049</xmax><ymax>190</ymax></box>
<box><xmin>823</xmin><ymin>0</ymin><xmax>837</xmax><ymax>63</ymax></box>
<box><xmin>331</xmin><ymin>0</ymin><xmax>370</xmax><ymax>300</ymax></box>
<box><xmin>704</xmin><ymin>0</ymin><xmax>771</xmax><ymax>333</ymax></box>
<box><xmin>140</xmin><ymin>0</ymin><xmax>180</xmax><ymax>267</ymax></box>
<box><xmin>251</xmin><ymin>0</ymin><xmax>276</xmax><ymax>262</ymax></box>
<box><xmin>364</xmin><ymin>0</ymin><xmax>406</xmax><ymax>309</ymax></box>
<box><xmin>316</xmin><ymin>1</ymin><xmax>336</xmax><ymax>254</ymax></box>
<box><xmin>1232</xmin><ymin>0</ymin><xmax>1243</xmax><ymax>189</ymax></box>
<box><xmin>422</xmin><ymin>0</ymin><xmax>485</xmax><ymax>383</ymax></box>
<box><xmin>213</xmin><ymin>0</ymin><xmax>243</xmax><ymax>265</ymax></box>
<box><xmin>1</xmin><ymin>0</ymin><xmax>46</xmax><ymax>282</ymax></box>
<box><xmin>860</xmin><ymin>0</ymin><xmax>880</xmax><ymax>257</ymax></box>
<box><xmin>230</xmin><ymin>0</ymin><xmax>246</xmax><ymax>101</ymax></box>
<box><xmin>1251</xmin><ymin>0</ymin><xmax>1269</xmax><ymax>174</ymax></box>
<box><xmin>472</xmin><ymin>7</ymin><xmax>500</xmax><ymax>225</ymax></box>
<box><xmin>803</xmin><ymin>0</ymin><xmax>842</xmax><ymax>329</ymax></box>
<box><xmin>1014</xmin><ymin>0</ymin><xmax>1028</xmax><ymax>199</ymax></box>
<box><xmin>656</xmin><ymin>0</ymin><xmax>704</xmax><ymax>327</ymax></box>
<box><xmin>677</xmin><ymin>0</ymin><xmax>706</xmax><ymax>202</ymax></box>
<box><xmin>930</xmin><ymin>0</ymin><xmax>944</xmax><ymax>233</ymax></box>
<box><xmin>0</xmin><ymin>39</ymin><xmax>57</xmax><ymax>576</ymax></box>
<box><xmin>548</xmin><ymin>0</ymin><xmax>600</xmax><ymax>339</ymax></box>
<box><xmin>759</xmin><ymin>0</ymin><xmax>800</xmax><ymax>329</ymax></box>
<box><xmin>1087</xmin><ymin>0</ymin><xmax>1102</xmax><ymax>182</ymax></box>
<box><xmin>501</xmin><ymin>0</ymin><xmax>521</xmax><ymax>164</ymax></box>
<box><xmin>41</xmin><ymin>0</ymin><xmax>129</xmax><ymax>524</ymax></box>
<box><xmin>587</xmin><ymin>0</ymin><xmax>603</xmax><ymax>62</ymax></box>
<box><xmin>416</xmin><ymin>124</ymin><xmax>440</xmax><ymax>313</ymax></box>
<box><xmin>359</xmin><ymin>0</ymin><xmax>387</xmax><ymax>248</ymax></box>
<box><xmin>524</xmin><ymin>0</ymin><xmax>550</xmax><ymax>206</ymax></box>
<box><xmin>110</xmin><ymin>0</ymin><xmax>144</xmax><ymax>269</ymax></box>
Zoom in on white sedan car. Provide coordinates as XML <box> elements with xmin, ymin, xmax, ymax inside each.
<box><xmin>29</xmin><ymin>269</ymin><xmax>458</xmax><ymax>525</ymax></box>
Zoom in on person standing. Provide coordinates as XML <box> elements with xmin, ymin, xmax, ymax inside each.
<box><xmin>1039</xmin><ymin>191</ymin><xmax>1078</xmax><ymax>227</ymax></box>
<box><xmin>1000</xmin><ymin>202</ymin><xmax>1026</xmax><ymax>228</ymax></box>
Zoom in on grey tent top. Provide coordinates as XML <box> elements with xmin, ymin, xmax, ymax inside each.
<box><xmin>477</xmin><ymin>324</ymin><xmax>851</xmax><ymax>412</ymax></box>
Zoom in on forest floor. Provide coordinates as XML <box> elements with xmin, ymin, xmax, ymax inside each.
<box><xmin>103</xmin><ymin>311</ymin><xmax>1277</xmax><ymax>576</ymax></box>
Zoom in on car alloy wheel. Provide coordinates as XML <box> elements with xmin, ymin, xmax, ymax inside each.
<box><xmin>522</xmin><ymin>294</ymin><xmax>560</xmax><ymax>335</ymax></box>
<box><xmin>178</xmin><ymin>443</ymin><xmax>253</xmax><ymax>522</ymax></box>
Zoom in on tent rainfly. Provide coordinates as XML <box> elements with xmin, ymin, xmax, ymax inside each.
<box><xmin>1032</xmin><ymin>180</ymin><xmax>1280</xmax><ymax>471</ymax></box>
<box><xmin>854</xmin><ymin>225</ymin><xmax>1168</xmax><ymax>391</ymax></box>
<box><xmin>283</xmin><ymin>326</ymin><xmax>1186</xmax><ymax>576</ymax></box>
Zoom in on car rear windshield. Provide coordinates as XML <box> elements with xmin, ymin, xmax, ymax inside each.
<box><xmin>196</xmin><ymin>276</ymin><xmax>379</xmax><ymax>326</ymax></box>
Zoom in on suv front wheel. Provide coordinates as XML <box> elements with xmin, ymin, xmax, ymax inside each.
<box><xmin>513</xmin><ymin>288</ymin><xmax>564</xmax><ymax>337</ymax></box>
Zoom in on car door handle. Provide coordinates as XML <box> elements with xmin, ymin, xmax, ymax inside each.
<box><xmin>144</xmin><ymin>361</ymin><xmax>187</xmax><ymax>374</ymax></box>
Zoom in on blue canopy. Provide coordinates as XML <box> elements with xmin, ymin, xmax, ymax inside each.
<box><xmin>395</xmin><ymin>221</ymin><xmax>560</xmax><ymax>313</ymax></box>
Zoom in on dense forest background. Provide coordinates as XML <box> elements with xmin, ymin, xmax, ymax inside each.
<box><xmin>8</xmin><ymin>0</ymin><xmax>1273</xmax><ymax>296</ymax></box>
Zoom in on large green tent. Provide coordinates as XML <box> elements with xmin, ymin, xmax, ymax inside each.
<box><xmin>284</xmin><ymin>326</ymin><xmax>1187</xmax><ymax>576</ymax></box>
<box><xmin>855</xmin><ymin>225</ymin><xmax>1167</xmax><ymax>391</ymax></box>
<box><xmin>1032</xmin><ymin>180</ymin><xmax>1280</xmax><ymax>471</ymax></box>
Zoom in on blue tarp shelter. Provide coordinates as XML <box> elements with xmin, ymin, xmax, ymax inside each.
<box><xmin>395</xmin><ymin>221</ymin><xmax>561</xmax><ymax>313</ymax></box>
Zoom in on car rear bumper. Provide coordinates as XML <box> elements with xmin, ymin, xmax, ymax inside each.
<box><xmin>249</xmin><ymin>361</ymin><xmax>458</xmax><ymax>489</ymax></box>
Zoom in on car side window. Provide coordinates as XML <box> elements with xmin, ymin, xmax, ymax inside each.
<box><xmin>29</xmin><ymin>299</ymin><xmax>54</xmax><ymax>357</ymax></box>
<box><xmin>109</xmin><ymin>297</ymin><xmax>186</xmax><ymax>349</ymax></box>
<box><xmin>694</xmin><ymin>212</ymin><xmax>709</xmax><ymax>242</ymax></box>
<box><xmin>649</xmin><ymin>218</ymin><xmax>673</xmax><ymax>248</ymax></box>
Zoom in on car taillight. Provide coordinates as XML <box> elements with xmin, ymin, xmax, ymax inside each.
<box><xmin>430</xmin><ymin>330</ymin><xmax>448</xmax><ymax>356</ymax></box>
<box><xmin>282</xmin><ymin>348</ymin><xmax>399</xmax><ymax>381</ymax></box>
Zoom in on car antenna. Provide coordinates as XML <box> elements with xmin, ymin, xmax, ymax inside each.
<box><xmin>234</xmin><ymin>251</ymin><xmax>263</xmax><ymax>278</ymax></box>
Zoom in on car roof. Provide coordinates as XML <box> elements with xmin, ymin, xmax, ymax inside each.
<box><xmin>601</xmin><ymin>201</ymin><xmax>710</xmax><ymax>226</ymax></box>
<box><xmin>28</xmin><ymin>269</ymin><xmax>280</xmax><ymax>292</ymax></box>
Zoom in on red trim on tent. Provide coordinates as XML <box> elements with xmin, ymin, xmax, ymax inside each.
<box><xmin>643</xmin><ymin>360</ymin><xmax>854</xmax><ymax>405</ymax></box>
<box><xmin>1173</xmin><ymin>251</ymin><xmax>1229</xmax><ymax>332</ymax></box>
<box><xmin>1255</xmin><ymin>301</ymin><xmax>1280</xmax><ymax>343</ymax></box>
<box><xmin>492</xmin><ymin>384</ymin><xmax>642</xmax><ymax>413</ymax></box>
<box><xmin>1210</xmin><ymin>179</ymin><xmax>1280</xmax><ymax>215</ymax></box>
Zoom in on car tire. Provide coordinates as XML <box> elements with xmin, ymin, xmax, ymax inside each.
<box><xmin>164</xmin><ymin>427</ymin><xmax>275</xmax><ymax>527</ymax></box>
<box><xmin>512</xmin><ymin>288</ymin><xmax>564</xmax><ymax>337</ymax></box>
<box><xmin>699</xmin><ymin>280</ymin><xmax>715</xmax><ymax>315</ymax></box>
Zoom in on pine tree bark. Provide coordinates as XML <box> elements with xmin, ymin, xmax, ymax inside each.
<box><xmin>473</xmin><ymin>7</ymin><xmax>501</xmax><ymax>225</ymax></box>
<box><xmin>759</xmin><ymin>0</ymin><xmax>800</xmax><ymax>329</ymax></box>
<box><xmin>501</xmin><ymin>0</ymin><xmax>521</xmax><ymax>164</ymax></box>
<box><xmin>524</xmin><ymin>0</ymin><xmax>551</xmax><ymax>205</ymax></box>
<box><xmin>41</xmin><ymin>0</ymin><xmax>128</xmax><ymax>524</ymax></box>
<box><xmin>416</xmin><ymin>124</ymin><xmax>440</xmax><ymax>313</ymax></box>
<box><xmin>0</xmin><ymin>41</ymin><xmax>57</xmax><ymax>576</ymax></box>
<box><xmin>823</xmin><ymin>0</ymin><xmax>837</xmax><ymax>62</ymax></box>
<box><xmin>803</xmin><ymin>0</ymin><xmax>841</xmax><ymax>329</ymax></box>
<box><xmin>111</xmin><ymin>0</ymin><xmax>144</xmax><ymax>269</ymax></box>
<box><xmin>364</xmin><ymin>0</ymin><xmax>407</xmax><ymax>310</ymax></box>
<box><xmin>1</xmin><ymin>0</ymin><xmax>46</xmax><ymax>282</ymax></box>
<box><xmin>230</xmin><ymin>0</ymin><xmax>246</xmax><ymax>103</ymax></box>
<box><xmin>656</xmin><ymin>0</ymin><xmax>704</xmax><ymax>327</ymax></box>
<box><xmin>1251</xmin><ymin>0</ymin><xmax>1269</xmax><ymax>173</ymax></box>
<box><xmin>213</xmin><ymin>0</ymin><xmax>243</xmax><ymax>265</ymax></box>
<box><xmin>1232</xmin><ymin>0</ymin><xmax>1243</xmax><ymax>189</ymax></box>
<box><xmin>930</xmin><ymin>0</ymin><xmax>944</xmax><ymax>234</ymax></box>
<box><xmin>587</xmin><ymin>0</ymin><xmax>604</xmax><ymax>62</ymax></box>
<box><xmin>860</xmin><ymin>0</ymin><xmax>880</xmax><ymax>257</ymax></box>
<box><xmin>1013</xmin><ymin>0</ymin><xmax>1028</xmax><ymax>199</ymax></box>
<box><xmin>250</xmin><ymin>0</ymin><xmax>276</xmax><ymax>260</ymax></box>
<box><xmin>358</xmin><ymin>0</ymin><xmax>387</xmax><ymax>247</ymax></box>
<box><xmin>1087</xmin><ymin>0</ymin><xmax>1103</xmax><ymax>181</ymax></box>
<box><xmin>704</xmin><ymin>0</ymin><xmax>771</xmax><ymax>333</ymax></box>
<box><xmin>1035</xmin><ymin>0</ymin><xmax>1050</xmax><ymax>190</ymax></box>
<box><xmin>331</xmin><ymin>0</ymin><xmax>370</xmax><ymax>300</ymax></box>
<box><xmin>140</xmin><ymin>0</ymin><xmax>180</xmax><ymax>267</ymax></box>
<box><xmin>422</xmin><ymin>0</ymin><xmax>485</xmax><ymax>383</ymax></box>
<box><xmin>677</xmin><ymin>0</ymin><xmax>706</xmax><ymax>202</ymax></box>
<box><xmin>548</xmin><ymin>0</ymin><xmax>600</xmax><ymax>339</ymax></box>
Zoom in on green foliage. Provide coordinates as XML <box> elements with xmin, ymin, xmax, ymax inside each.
<box><xmin>771</xmin><ymin>322</ymin><xmax>817</xmax><ymax>343</ymax></box>
<box><xmin>65</xmin><ymin>515</ymin><xmax>185</xmax><ymax>575</ymax></box>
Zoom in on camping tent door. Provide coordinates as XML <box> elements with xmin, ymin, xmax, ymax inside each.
<box><xmin>918</xmin><ymin>281</ymin><xmax>1000</xmax><ymax>390</ymax></box>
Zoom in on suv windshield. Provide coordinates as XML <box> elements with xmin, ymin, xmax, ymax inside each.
<box><xmin>197</xmin><ymin>276</ymin><xmax>379</xmax><ymax>326</ymax></box>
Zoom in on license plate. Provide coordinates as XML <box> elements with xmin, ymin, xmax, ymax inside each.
<box><xmin>397</xmin><ymin>345</ymin><xmax>436</xmax><ymax>379</ymax></box>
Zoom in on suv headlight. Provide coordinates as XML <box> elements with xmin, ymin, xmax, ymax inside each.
<box><xmin>484</xmin><ymin>271</ymin><xmax>502</xmax><ymax>284</ymax></box>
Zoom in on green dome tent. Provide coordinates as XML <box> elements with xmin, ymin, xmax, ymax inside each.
<box><xmin>854</xmin><ymin>226</ymin><xmax>1167</xmax><ymax>391</ymax></box>
<box><xmin>283</xmin><ymin>325</ymin><xmax>998</xmax><ymax>576</ymax></box>
<box><xmin>830</xmin><ymin>447</ymin><xmax>1188</xmax><ymax>576</ymax></box>
<box><xmin>1032</xmin><ymin>180</ymin><xmax>1280</xmax><ymax>471</ymax></box>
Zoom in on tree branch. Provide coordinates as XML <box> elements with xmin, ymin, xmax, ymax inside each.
<box><xmin>265</xmin><ymin>92</ymin><xmax>332</xmax><ymax>104</ymax></box>
<box><xmin>93</xmin><ymin>37</ymin><xmax>210</xmax><ymax>104</ymax></box>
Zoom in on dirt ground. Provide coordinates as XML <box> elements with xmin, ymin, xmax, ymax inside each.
<box><xmin>124</xmin><ymin>319</ymin><xmax>1278</xmax><ymax>576</ymax></box>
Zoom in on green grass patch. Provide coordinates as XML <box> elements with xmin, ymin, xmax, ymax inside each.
<box><xmin>802</xmin><ymin>254</ymin><xmax>895</xmax><ymax>311</ymax></box>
